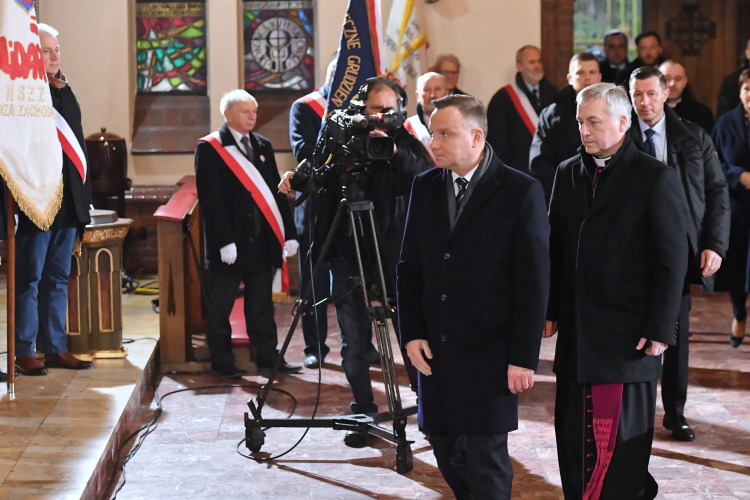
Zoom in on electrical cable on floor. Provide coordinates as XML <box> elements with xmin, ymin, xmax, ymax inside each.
<box><xmin>101</xmin><ymin>381</ymin><xmax>299</xmax><ymax>500</ymax></box>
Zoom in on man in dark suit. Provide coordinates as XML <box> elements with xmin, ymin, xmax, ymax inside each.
<box><xmin>614</xmin><ymin>31</ymin><xmax>666</xmax><ymax>86</ymax></box>
<box><xmin>547</xmin><ymin>83</ymin><xmax>688</xmax><ymax>499</ymax></box>
<box><xmin>530</xmin><ymin>52</ymin><xmax>602</xmax><ymax>204</ymax></box>
<box><xmin>717</xmin><ymin>38</ymin><xmax>750</xmax><ymax>119</ymax></box>
<box><xmin>397</xmin><ymin>95</ymin><xmax>549</xmax><ymax>500</ymax></box>
<box><xmin>196</xmin><ymin>90</ymin><xmax>301</xmax><ymax>379</ymax></box>
<box><xmin>15</xmin><ymin>24</ymin><xmax>93</xmax><ymax>376</ymax></box>
<box><xmin>628</xmin><ymin>67</ymin><xmax>730</xmax><ymax>441</ymax></box>
<box><xmin>487</xmin><ymin>45</ymin><xmax>558</xmax><ymax>173</ymax></box>
<box><xmin>600</xmin><ymin>29</ymin><xmax>631</xmax><ymax>85</ymax></box>
<box><xmin>659</xmin><ymin>60</ymin><xmax>715</xmax><ymax>133</ymax></box>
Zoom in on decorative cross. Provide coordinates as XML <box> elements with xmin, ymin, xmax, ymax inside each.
<box><xmin>666</xmin><ymin>5</ymin><xmax>716</xmax><ymax>56</ymax></box>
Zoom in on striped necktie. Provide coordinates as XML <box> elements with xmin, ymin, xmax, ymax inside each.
<box><xmin>455</xmin><ymin>177</ymin><xmax>469</xmax><ymax>210</ymax></box>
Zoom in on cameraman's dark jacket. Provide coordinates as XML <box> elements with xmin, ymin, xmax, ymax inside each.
<box><xmin>297</xmin><ymin>126</ymin><xmax>433</xmax><ymax>281</ymax></box>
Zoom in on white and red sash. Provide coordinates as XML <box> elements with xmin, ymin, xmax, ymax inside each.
<box><xmin>301</xmin><ymin>89</ymin><xmax>327</xmax><ymax>119</ymax></box>
<box><xmin>53</xmin><ymin>108</ymin><xmax>87</xmax><ymax>183</ymax></box>
<box><xmin>404</xmin><ymin>114</ymin><xmax>434</xmax><ymax>159</ymax></box>
<box><xmin>200</xmin><ymin>131</ymin><xmax>289</xmax><ymax>296</ymax></box>
<box><xmin>504</xmin><ymin>82</ymin><xmax>539</xmax><ymax>137</ymax></box>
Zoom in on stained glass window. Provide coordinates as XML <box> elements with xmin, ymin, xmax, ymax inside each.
<box><xmin>575</xmin><ymin>0</ymin><xmax>642</xmax><ymax>60</ymax></box>
<box><xmin>243</xmin><ymin>1</ymin><xmax>315</xmax><ymax>92</ymax></box>
<box><xmin>136</xmin><ymin>1</ymin><xmax>208</xmax><ymax>94</ymax></box>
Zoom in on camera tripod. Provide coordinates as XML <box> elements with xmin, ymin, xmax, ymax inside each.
<box><xmin>244</xmin><ymin>192</ymin><xmax>419</xmax><ymax>474</ymax></box>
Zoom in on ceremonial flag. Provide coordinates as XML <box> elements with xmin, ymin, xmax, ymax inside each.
<box><xmin>0</xmin><ymin>0</ymin><xmax>63</xmax><ymax>230</ymax></box>
<box><xmin>383</xmin><ymin>0</ymin><xmax>428</xmax><ymax>90</ymax></box>
<box><xmin>327</xmin><ymin>0</ymin><xmax>384</xmax><ymax>114</ymax></box>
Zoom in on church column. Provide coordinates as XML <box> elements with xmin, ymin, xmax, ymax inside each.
<box><xmin>541</xmin><ymin>0</ymin><xmax>574</xmax><ymax>88</ymax></box>
<box><xmin>207</xmin><ymin>0</ymin><xmax>243</xmax><ymax>131</ymax></box>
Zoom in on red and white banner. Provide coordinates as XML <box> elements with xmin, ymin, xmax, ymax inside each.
<box><xmin>301</xmin><ymin>89</ymin><xmax>327</xmax><ymax>119</ymax></box>
<box><xmin>404</xmin><ymin>114</ymin><xmax>433</xmax><ymax>159</ymax></box>
<box><xmin>504</xmin><ymin>81</ymin><xmax>539</xmax><ymax>137</ymax></box>
<box><xmin>0</xmin><ymin>0</ymin><xmax>64</xmax><ymax>230</ymax></box>
<box><xmin>201</xmin><ymin>132</ymin><xmax>289</xmax><ymax>297</ymax></box>
<box><xmin>54</xmin><ymin>108</ymin><xmax>86</xmax><ymax>183</ymax></box>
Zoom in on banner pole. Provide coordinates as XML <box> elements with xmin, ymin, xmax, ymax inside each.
<box><xmin>6</xmin><ymin>190</ymin><xmax>14</xmax><ymax>400</ymax></box>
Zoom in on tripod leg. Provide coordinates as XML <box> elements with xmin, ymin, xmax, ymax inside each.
<box><xmin>254</xmin><ymin>200</ymin><xmax>348</xmax><ymax>413</ymax></box>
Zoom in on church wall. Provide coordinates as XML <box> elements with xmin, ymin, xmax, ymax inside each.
<box><xmin>41</xmin><ymin>0</ymin><xmax>541</xmax><ymax>186</ymax></box>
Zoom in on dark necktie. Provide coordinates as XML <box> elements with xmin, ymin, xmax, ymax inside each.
<box><xmin>531</xmin><ymin>88</ymin><xmax>540</xmax><ymax>112</ymax></box>
<box><xmin>240</xmin><ymin>136</ymin><xmax>255</xmax><ymax>164</ymax></box>
<box><xmin>644</xmin><ymin>128</ymin><xmax>657</xmax><ymax>159</ymax></box>
<box><xmin>455</xmin><ymin>177</ymin><xmax>469</xmax><ymax>211</ymax></box>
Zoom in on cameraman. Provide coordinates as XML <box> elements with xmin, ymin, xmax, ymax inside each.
<box><xmin>279</xmin><ymin>77</ymin><xmax>433</xmax><ymax>447</ymax></box>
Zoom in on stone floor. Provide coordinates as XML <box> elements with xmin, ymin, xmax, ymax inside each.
<box><xmin>106</xmin><ymin>286</ymin><xmax>750</xmax><ymax>500</ymax></box>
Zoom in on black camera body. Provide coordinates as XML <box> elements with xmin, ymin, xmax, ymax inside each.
<box><xmin>327</xmin><ymin>97</ymin><xmax>406</xmax><ymax>161</ymax></box>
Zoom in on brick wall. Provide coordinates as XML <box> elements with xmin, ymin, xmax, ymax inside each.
<box><xmin>541</xmin><ymin>0</ymin><xmax>575</xmax><ymax>89</ymax></box>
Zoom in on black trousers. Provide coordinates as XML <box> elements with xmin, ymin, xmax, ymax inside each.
<box><xmin>661</xmin><ymin>293</ymin><xmax>692</xmax><ymax>419</ymax></box>
<box><xmin>555</xmin><ymin>377</ymin><xmax>658</xmax><ymax>500</ymax></box>
<box><xmin>206</xmin><ymin>265</ymin><xmax>278</xmax><ymax>370</ymax></box>
<box><xmin>429</xmin><ymin>432</ymin><xmax>514</xmax><ymax>500</ymax></box>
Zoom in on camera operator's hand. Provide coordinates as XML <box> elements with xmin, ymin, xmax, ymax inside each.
<box><xmin>278</xmin><ymin>171</ymin><xmax>295</xmax><ymax>194</ymax></box>
<box><xmin>405</xmin><ymin>339</ymin><xmax>432</xmax><ymax>376</ymax></box>
<box><xmin>507</xmin><ymin>365</ymin><xmax>534</xmax><ymax>394</ymax></box>
<box><xmin>370</xmin><ymin>129</ymin><xmax>398</xmax><ymax>155</ymax></box>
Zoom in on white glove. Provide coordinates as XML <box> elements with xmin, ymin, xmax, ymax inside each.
<box><xmin>220</xmin><ymin>243</ymin><xmax>237</xmax><ymax>265</ymax></box>
<box><xmin>284</xmin><ymin>239</ymin><xmax>299</xmax><ymax>258</ymax></box>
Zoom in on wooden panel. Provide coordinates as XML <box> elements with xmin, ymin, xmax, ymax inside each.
<box><xmin>642</xmin><ymin>0</ymin><xmax>740</xmax><ymax>112</ymax></box>
<box><xmin>158</xmin><ymin>219</ymin><xmax>187</xmax><ymax>365</ymax></box>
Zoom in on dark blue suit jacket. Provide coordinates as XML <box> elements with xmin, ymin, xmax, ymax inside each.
<box><xmin>397</xmin><ymin>146</ymin><xmax>549</xmax><ymax>435</ymax></box>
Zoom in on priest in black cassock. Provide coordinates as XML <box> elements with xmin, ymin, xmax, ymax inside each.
<box><xmin>546</xmin><ymin>83</ymin><xmax>687</xmax><ymax>500</ymax></box>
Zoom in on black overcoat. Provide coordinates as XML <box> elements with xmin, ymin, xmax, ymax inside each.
<box><xmin>529</xmin><ymin>85</ymin><xmax>582</xmax><ymax>203</ymax></box>
<box><xmin>195</xmin><ymin>123</ymin><xmax>296</xmax><ymax>274</ymax></box>
<box><xmin>712</xmin><ymin>104</ymin><xmax>750</xmax><ymax>293</ymax></box>
<box><xmin>717</xmin><ymin>61</ymin><xmax>749</xmax><ymax>119</ymax></box>
<box><xmin>486</xmin><ymin>73</ymin><xmax>558</xmax><ymax>174</ymax></box>
<box><xmin>628</xmin><ymin>106</ymin><xmax>730</xmax><ymax>292</ymax></box>
<box><xmin>397</xmin><ymin>147</ymin><xmax>550</xmax><ymax>435</ymax></box>
<box><xmin>548</xmin><ymin>137</ymin><xmax>688</xmax><ymax>384</ymax></box>
<box><xmin>673</xmin><ymin>88</ymin><xmax>715</xmax><ymax>134</ymax></box>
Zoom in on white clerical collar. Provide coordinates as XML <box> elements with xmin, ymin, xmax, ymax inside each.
<box><xmin>637</xmin><ymin>112</ymin><xmax>667</xmax><ymax>137</ymax></box>
<box><xmin>593</xmin><ymin>156</ymin><xmax>611</xmax><ymax>167</ymax></box>
<box><xmin>227</xmin><ymin>124</ymin><xmax>251</xmax><ymax>152</ymax></box>
<box><xmin>451</xmin><ymin>156</ymin><xmax>482</xmax><ymax>184</ymax></box>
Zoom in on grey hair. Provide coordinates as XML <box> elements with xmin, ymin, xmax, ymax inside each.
<box><xmin>220</xmin><ymin>89</ymin><xmax>258</xmax><ymax>114</ymax></box>
<box><xmin>576</xmin><ymin>83</ymin><xmax>632</xmax><ymax>130</ymax></box>
<box><xmin>37</xmin><ymin>23</ymin><xmax>59</xmax><ymax>38</ymax></box>
<box><xmin>416</xmin><ymin>72</ymin><xmax>446</xmax><ymax>91</ymax></box>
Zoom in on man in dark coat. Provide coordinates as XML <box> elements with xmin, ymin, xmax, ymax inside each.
<box><xmin>487</xmin><ymin>45</ymin><xmax>558</xmax><ymax>173</ymax></box>
<box><xmin>547</xmin><ymin>83</ymin><xmax>688</xmax><ymax>500</ymax></box>
<box><xmin>398</xmin><ymin>95</ymin><xmax>549</xmax><ymax>500</ymax></box>
<box><xmin>717</xmin><ymin>38</ymin><xmax>750</xmax><ymax>119</ymax></box>
<box><xmin>530</xmin><ymin>52</ymin><xmax>601</xmax><ymax>204</ymax></box>
<box><xmin>712</xmin><ymin>69</ymin><xmax>750</xmax><ymax>347</ymax></box>
<box><xmin>280</xmin><ymin>78</ymin><xmax>433</xmax><ymax>446</ymax></box>
<box><xmin>196</xmin><ymin>90</ymin><xmax>300</xmax><ymax>379</ymax></box>
<box><xmin>600</xmin><ymin>29</ymin><xmax>631</xmax><ymax>85</ymax></box>
<box><xmin>614</xmin><ymin>31</ymin><xmax>666</xmax><ymax>87</ymax></box>
<box><xmin>659</xmin><ymin>60</ymin><xmax>715</xmax><ymax>133</ymax></box>
<box><xmin>628</xmin><ymin>67</ymin><xmax>730</xmax><ymax>441</ymax></box>
<box><xmin>15</xmin><ymin>24</ymin><xmax>93</xmax><ymax>377</ymax></box>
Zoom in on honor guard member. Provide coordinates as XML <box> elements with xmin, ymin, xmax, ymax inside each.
<box><xmin>398</xmin><ymin>95</ymin><xmax>549</xmax><ymax>500</ymax></box>
<box><xmin>196</xmin><ymin>90</ymin><xmax>300</xmax><ymax>379</ymax></box>
<box><xmin>487</xmin><ymin>45</ymin><xmax>558</xmax><ymax>174</ymax></box>
<box><xmin>547</xmin><ymin>83</ymin><xmax>688</xmax><ymax>500</ymax></box>
<box><xmin>404</xmin><ymin>72</ymin><xmax>449</xmax><ymax>154</ymax></box>
<box><xmin>15</xmin><ymin>24</ymin><xmax>93</xmax><ymax>376</ymax></box>
<box><xmin>280</xmin><ymin>78</ymin><xmax>433</xmax><ymax>447</ymax></box>
<box><xmin>628</xmin><ymin>66</ymin><xmax>730</xmax><ymax>442</ymax></box>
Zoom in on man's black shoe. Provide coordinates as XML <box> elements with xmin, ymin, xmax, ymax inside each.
<box><xmin>663</xmin><ymin>414</ymin><xmax>696</xmax><ymax>441</ymax></box>
<box><xmin>304</xmin><ymin>353</ymin><xmax>322</xmax><ymax>369</ymax></box>
<box><xmin>211</xmin><ymin>365</ymin><xmax>245</xmax><ymax>379</ymax></box>
<box><xmin>367</xmin><ymin>344</ymin><xmax>381</xmax><ymax>366</ymax></box>
<box><xmin>257</xmin><ymin>361</ymin><xmax>302</xmax><ymax>375</ymax></box>
<box><xmin>343</xmin><ymin>430</ymin><xmax>369</xmax><ymax>448</ymax></box>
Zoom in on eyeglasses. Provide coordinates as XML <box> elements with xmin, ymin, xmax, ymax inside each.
<box><xmin>440</xmin><ymin>70</ymin><xmax>459</xmax><ymax>76</ymax></box>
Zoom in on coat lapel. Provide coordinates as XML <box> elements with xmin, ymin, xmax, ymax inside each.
<box><xmin>436</xmin><ymin>168</ymin><xmax>452</xmax><ymax>242</ymax></box>
<box><xmin>450</xmin><ymin>158</ymin><xmax>503</xmax><ymax>239</ymax></box>
<box><xmin>586</xmin><ymin>138</ymin><xmax>640</xmax><ymax>219</ymax></box>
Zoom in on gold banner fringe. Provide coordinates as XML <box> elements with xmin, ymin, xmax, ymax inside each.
<box><xmin>0</xmin><ymin>156</ymin><xmax>63</xmax><ymax>231</ymax></box>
